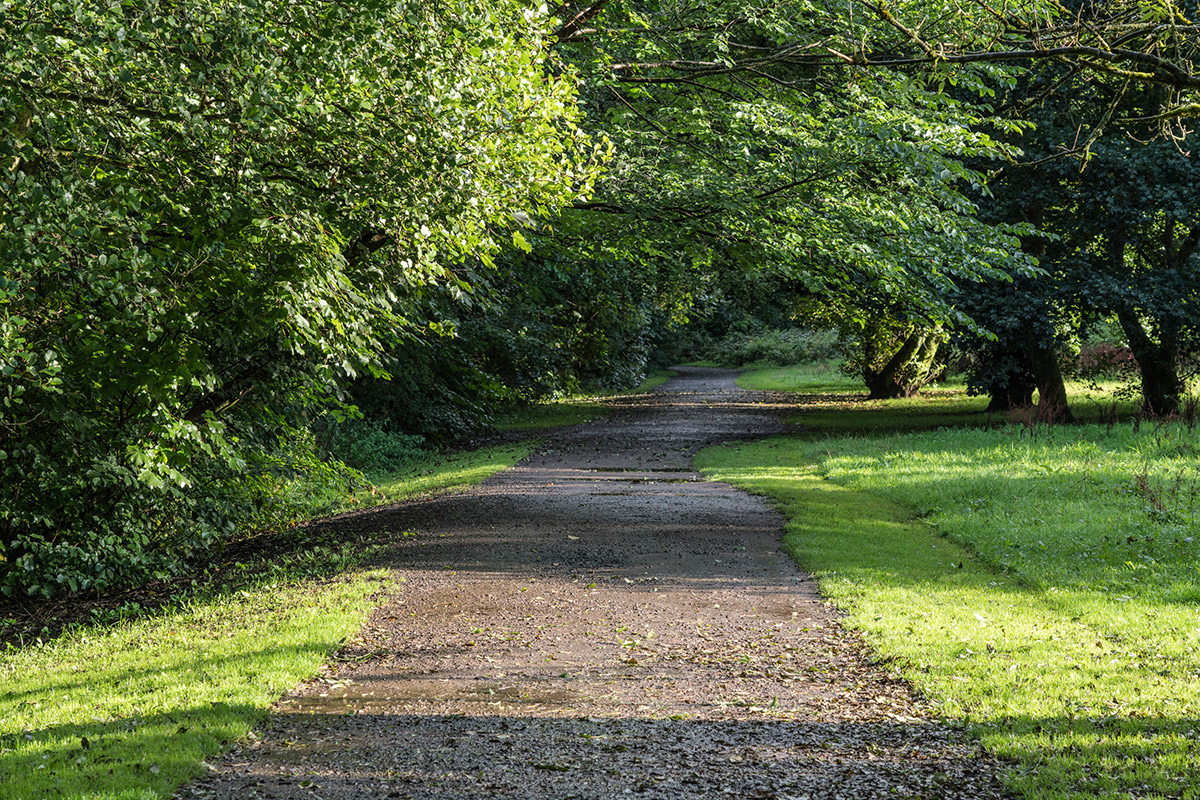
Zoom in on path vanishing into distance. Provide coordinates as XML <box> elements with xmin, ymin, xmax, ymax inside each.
<box><xmin>178</xmin><ymin>367</ymin><xmax>1010</xmax><ymax>800</ymax></box>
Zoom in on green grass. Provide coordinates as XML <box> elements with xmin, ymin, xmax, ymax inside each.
<box><xmin>737</xmin><ymin>362</ymin><xmax>1145</xmax><ymax>433</ymax></box>
<box><xmin>493</xmin><ymin>400</ymin><xmax>609</xmax><ymax>432</ymax></box>
<box><xmin>698</xmin><ymin>417</ymin><xmax>1200</xmax><ymax>799</ymax></box>
<box><xmin>738</xmin><ymin>362</ymin><xmax>999</xmax><ymax>431</ymax></box>
<box><xmin>735</xmin><ymin>361</ymin><xmax>862</xmax><ymax>394</ymax></box>
<box><xmin>368</xmin><ymin>442</ymin><xmax>535</xmax><ymax>501</ymax></box>
<box><xmin>0</xmin><ymin>443</ymin><xmax>531</xmax><ymax>800</ymax></box>
<box><xmin>629</xmin><ymin>368</ymin><xmax>678</xmax><ymax>393</ymax></box>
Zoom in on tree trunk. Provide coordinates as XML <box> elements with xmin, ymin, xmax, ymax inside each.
<box><xmin>1012</xmin><ymin>197</ymin><xmax>1072</xmax><ymax>422</ymax></box>
<box><xmin>986</xmin><ymin>373</ymin><xmax>1036</xmax><ymax>412</ymax></box>
<box><xmin>863</xmin><ymin>331</ymin><xmax>941</xmax><ymax>399</ymax></box>
<box><xmin>1025</xmin><ymin>339</ymin><xmax>1075</xmax><ymax>423</ymax></box>
<box><xmin>1118</xmin><ymin>309</ymin><xmax>1183</xmax><ymax>416</ymax></box>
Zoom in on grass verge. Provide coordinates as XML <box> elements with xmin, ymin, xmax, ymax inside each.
<box><xmin>368</xmin><ymin>442</ymin><xmax>535</xmax><ymax>502</ymax></box>
<box><xmin>0</xmin><ymin>443</ymin><xmax>532</xmax><ymax>800</ymax></box>
<box><xmin>737</xmin><ymin>363</ymin><xmax>1146</xmax><ymax>433</ymax></box>
<box><xmin>697</xmin><ymin>422</ymin><xmax>1200</xmax><ymax>800</ymax></box>
<box><xmin>735</xmin><ymin>362</ymin><xmax>997</xmax><ymax>432</ymax></box>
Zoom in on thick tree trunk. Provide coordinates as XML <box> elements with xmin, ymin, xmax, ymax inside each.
<box><xmin>1025</xmin><ymin>339</ymin><xmax>1075</xmax><ymax>423</ymax></box>
<box><xmin>1012</xmin><ymin>198</ymin><xmax>1072</xmax><ymax>423</ymax></box>
<box><xmin>1118</xmin><ymin>309</ymin><xmax>1183</xmax><ymax>416</ymax></box>
<box><xmin>863</xmin><ymin>332</ymin><xmax>941</xmax><ymax>399</ymax></box>
<box><xmin>986</xmin><ymin>373</ymin><xmax>1036</xmax><ymax>412</ymax></box>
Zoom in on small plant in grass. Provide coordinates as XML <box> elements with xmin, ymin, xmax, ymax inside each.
<box><xmin>1131</xmin><ymin>468</ymin><xmax>1200</xmax><ymax>525</ymax></box>
<box><xmin>1077</xmin><ymin>342</ymin><xmax>1137</xmax><ymax>380</ymax></box>
<box><xmin>1178</xmin><ymin>394</ymin><xmax>1200</xmax><ymax>432</ymax></box>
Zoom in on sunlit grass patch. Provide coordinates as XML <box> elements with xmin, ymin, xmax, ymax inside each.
<box><xmin>736</xmin><ymin>361</ymin><xmax>862</xmax><ymax>394</ymax></box>
<box><xmin>789</xmin><ymin>387</ymin><xmax>995</xmax><ymax>432</ymax></box>
<box><xmin>628</xmin><ymin>368</ymin><xmax>678</xmax><ymax>393</ymax></box>
<box><xmin>0</xmin><ymin>573</ymin><xmax>385</xmax><ymax>800</ymax></box>
<box><xmin>738</xmin><ymin>364</ymin><xmax>1150</xmax><ymax>434</ymax></box>
<box><xmin>493</xmin><ymin>400</ymin><xmax>609</xmax><ymax>431</ymax></box>
<box><xmin>698</xmin><ymin>422</ymin><xmax>1200</xmax><ymax>800</ymax></box>
<box><xmin>737</xmin><ymin>363</ymin><xmax>995</xmax><ymax>431</ymax></box>
<box><xmin>370</xmin><ymin>442</ymin><xmax>535</xmax><ymax>500</ymax></box>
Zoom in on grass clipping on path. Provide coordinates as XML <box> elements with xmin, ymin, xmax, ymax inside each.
<box><xmin>698</xmin><ymin>424</ymin><xmax>1200</xmax><ymax>800</ymax></box>
<box><xmin>0</xmin><ymin>443</ymin><xmax>532</xmax><ymax>800</ymax></box>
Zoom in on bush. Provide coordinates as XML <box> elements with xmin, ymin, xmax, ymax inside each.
<box><xmin>709</xmin><ymin>328</ymin><xmax>841</xmax><ymax>367</ymax></box>
<box><xmin>1077</xmin><ymin>342</ymin><xmax>1137</xmax><ymax>379</ymax></box>
<box><xmin>319</xmin><ymin>418</ymin><xmax>428</xmax><ymax>475</ymax></box>
<box><xmin>0</xmin><ymin>420</ymin><xmax>369</xmax><ymax>599</ymax></box>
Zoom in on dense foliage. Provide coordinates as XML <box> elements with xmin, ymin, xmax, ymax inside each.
<box><xmin>4</xmin><ymin>0</ymin><xmax>1200</xmax><ymax>598</ymax></box>
<box><xmin>0</xmin><ymin>0</ymin><xmax>598</xmax><ymax>596</ymax></box>
<box><xmin>960</xmin><ymin>67</ymin><xmax>1200</xmax><ymax>417</ymax></box>
<box><xmin>551</xmin><ymin>0</ymin><xmax>1039</xmax><ymax>327</ymax></box>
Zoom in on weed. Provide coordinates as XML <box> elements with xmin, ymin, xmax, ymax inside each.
<box><xmin>1131</xmin><ymin>468</ymin><xmax>1200</xmax><ymax>525</ymax></box>
<box><xmin>1182</xmin><ymin>395</ymin><xmax>1199</xmax><ymax>432</ymax></box>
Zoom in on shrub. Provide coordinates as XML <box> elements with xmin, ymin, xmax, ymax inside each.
<box><xmin>1078</xmin><ymin>342</ymin><xmax>1137</xmax><ymax>379</ymax></box>
<box><xmin>319</xmin><ymin>418</ymin><xmax>428</xmax><ymax>475</ymax></box>
<box><xmin>709</xmin><ymin>328</ymin><xmax>841</xmax><ymax>367</ymax></box>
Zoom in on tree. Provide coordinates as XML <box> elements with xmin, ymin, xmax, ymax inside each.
<box><xmin>0</xmin><ymin>0</ymin><xmax>599</xmax><ymax>596</ymax></box>
<box><xmin>965</xmin><ymin>65</ymin><xmax>1200</xmax><ymax>419</ymax></box>
<box><xmin>841</xmin><ymin>315</ymin><xmax>946</xmax><ymax>399</ymax></box>
<box><xmin>1078</xmin><ymin>136</ymin><xmax>1200</xmax><ymax>415</ymax></box>
<box><xmin>549</xmin><ymin>0</ymin><xmax>1040</xmax><ymax>340</ymax></box>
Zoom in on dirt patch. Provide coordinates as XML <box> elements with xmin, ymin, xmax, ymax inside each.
<box><xmin>177</xmin><ymin>367</ymin><xmax>1011</xmax><ymax>799</ymax></box>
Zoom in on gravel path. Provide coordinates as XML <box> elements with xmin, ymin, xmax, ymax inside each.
<box><xmin>178</xmin><ymin>367</ymin><xmax>1011</xmax><ymax>799</ymax></box>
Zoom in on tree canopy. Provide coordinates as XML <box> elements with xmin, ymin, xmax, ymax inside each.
<box><xmin>3</xmin><ymin>0</ymin><xmax>1199</xmax><ymax>597</ymax></box>
<box><xmin>0</xmin><ymin>0</ymin><xmax>599</xmax><ymax>595</ymax></box>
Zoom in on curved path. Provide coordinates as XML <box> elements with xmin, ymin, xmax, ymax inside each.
<box><xmin>179</xmin><ymin>367</ymin><xmax>1008</xmax><ymax>799</ymax></box>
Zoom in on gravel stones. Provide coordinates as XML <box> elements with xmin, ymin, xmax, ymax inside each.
<box><xmin>177</xmin><ymin>367</ymin><xmax>1011</xmax><ymax>800</ymax></box>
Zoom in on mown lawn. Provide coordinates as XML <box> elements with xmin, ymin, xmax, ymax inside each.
<box><xmin>700</xmin><ymin>367</ymin><xmax>1200</xmax><ymax>799</ymax></box>
<box><xmin>0</xmin><ymin>442</ymin><xmax>534</xmax><ymax>800</ymax></box>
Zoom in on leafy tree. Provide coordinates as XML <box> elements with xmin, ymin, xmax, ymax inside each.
<box><xmin>551</xmin><ymin>0</ymin><xmax>1037</xmax><ymax>329</ymax></box>
<box><xmin>548</xmin><ymin>0</ymin><xmax>1199</xmax><ymax>392</ymax></box>
<box><xmin>839</xmin><ymin>316</ymin><xmax>946</xmax><ymax>399</ymax></box>
<box><xmin>0</xmin><ymin>0</ymin><xmax>598</xmax><ymax>596</ymax></box>
<box><xmin>1076</xmin><ymin>135</ymin><xmax>1200</xmax><ymax>415</ymax></box>
<box><xmin>964</xmin><ymin>65</ymin><xmax>1200</xmax><ymax>418</ymax></box>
